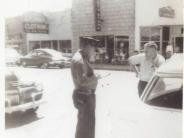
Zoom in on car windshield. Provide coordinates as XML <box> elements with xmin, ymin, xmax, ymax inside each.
<box><xmin>146</xmin><ymin>77</ymin><xmax>183</xmax><ymax>109</ymax></box>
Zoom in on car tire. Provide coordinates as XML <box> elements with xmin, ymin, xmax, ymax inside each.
<box><xmin>40</xmin><ymin>62</ymin><xmax>48</xmax><ymax>69</ymax></box>
<box><xmin>21</xmin><ymin>61</ymin><xmax>27</xmax><ymax>67</ymax></box>
<box><xmin>59</xmin><ymin>65</ymin><xmax>65</xmax><ymax>69</ymax></box>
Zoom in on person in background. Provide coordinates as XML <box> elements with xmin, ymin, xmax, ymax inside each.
<box><xmin>98</xmin><ymin>47</ymin><xmax>105</xmax><ymax>63</ymax></box>
<box><xmin>128</xmin><ymin>41</ymin><xmax>165</xmax><ymax>97</ymax></box>
<box><xmin>71</xmin><ymin>37</ymin><xmax>100</xmax><ymax>138</ymax></box>
<box><xmin>166</xmin><ymin>44</ymin><xmax>174</xmax><ymax>60</ymax></box>
<box><xmin>95</xmin><ymin>48</ymin><xmax>100</xmax><ymax>63</ymax></box>
<box><xmin>119</xmin><ymin>42</ymin><xmax>127</xmax><ymax>61</ymax></box>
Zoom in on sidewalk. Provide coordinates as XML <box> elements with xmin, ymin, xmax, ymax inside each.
<box><xmin>93</xmin><ymin>64</ymin><xmax>131</xmax><ymax>71</ymax></box>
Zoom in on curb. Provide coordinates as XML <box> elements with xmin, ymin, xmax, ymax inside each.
<box><xmin>93</xmin><ymin>65</ymin><xmax>131</xmax><ymax>71</ymax></box>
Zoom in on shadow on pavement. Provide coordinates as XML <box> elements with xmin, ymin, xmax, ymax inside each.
<box><xmin>5</xmin><ymin>111</ymin><xmax>44</xmax><ymax>129</ymax></box>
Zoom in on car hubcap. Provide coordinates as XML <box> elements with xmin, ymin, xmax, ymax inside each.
<box><xmin>41</xmin><ymin>63</ymin><xmax>48</xmax><ymax>69</ymax></box>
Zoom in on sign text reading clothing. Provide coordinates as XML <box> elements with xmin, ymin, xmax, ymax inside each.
<box><xmin>24</xmin><ymin>22</ymin><xmax>49</xmax><ymax>33</ymax></box>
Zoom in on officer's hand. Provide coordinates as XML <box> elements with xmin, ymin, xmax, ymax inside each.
<box><xmin>89</xmin><ymin>75</ymin><xmax>98</xmax><ymax>89</ymax></box>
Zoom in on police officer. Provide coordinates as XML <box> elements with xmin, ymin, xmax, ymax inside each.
<box><xmin>71</xmin><ymin>37</ymin><xmax>99</xmax><ymax>138</ymax></box>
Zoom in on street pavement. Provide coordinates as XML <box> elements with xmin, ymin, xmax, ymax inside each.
<box><xmin>4</xmin><ymin>67</ymin><xmax>139</xmax><ymax>138</ymax></box>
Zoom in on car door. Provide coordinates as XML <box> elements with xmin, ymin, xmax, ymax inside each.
<box><xmin>139</xmin><ymin>76</ymin><xmax>182</xmax><ymax>138</ymax></box>
<box><xmin>36</xmin><ymin>51</ymin><xmax>52</xmax><ymax>66</ymax></box>
<box><xmin>22</xmin><ymin>50</ymin><xmax>38</xmax><ymax>66</ymax></box>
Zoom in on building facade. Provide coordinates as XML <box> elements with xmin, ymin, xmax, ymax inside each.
<box><xmin>72</xmin><ymin>0</ymin><xmax>135</xmax><ymax>64</ymax></box>
<box><xmin>135</xmin><ymin>0</ymin><xmax>183</xmax><ymax>57</ymax></box>
<box><xmin>5</xmin><ymin>10</ymin><xmax>72</xmax><ymax>55</ymax></box>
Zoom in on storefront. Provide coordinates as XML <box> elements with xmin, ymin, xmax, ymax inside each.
<box><xmin>72</xmin><ymin>0</ymin><xmax>135</xmax><ymax>64</ymax></box>
<box><xmin>5</xmin><ymin>10</ymin><xmax>72</xmax><ymax>55</ymax></box>
<box><xmin>135</xmin><ymin>0</ymin><xmax>183</xmax><ymax>57</ymax></box>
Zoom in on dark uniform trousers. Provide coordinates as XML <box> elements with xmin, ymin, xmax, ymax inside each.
<box><xmin>72</xmin><ymin>89</ymin><xmax>96</xmax><ymax>138</ymax></box>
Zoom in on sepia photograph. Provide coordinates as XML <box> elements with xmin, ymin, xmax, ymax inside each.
<box><xmin>2</xmin><ymin>0</ymin><xmax>183</xmax><ymax>138</ymax></box>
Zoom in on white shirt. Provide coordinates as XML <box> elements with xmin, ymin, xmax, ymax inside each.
<box><xmin>129</xmin><ymin>53</ymin><xmax>165</xmax><ymax>82</ymax></box>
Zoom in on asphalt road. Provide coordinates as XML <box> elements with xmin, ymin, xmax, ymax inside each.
<box><xmin>4</xmin><ymin>67</ymin><xmax>139</xmax><ymax>138</ymax></box>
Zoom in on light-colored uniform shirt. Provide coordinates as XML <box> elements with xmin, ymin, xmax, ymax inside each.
<box><xmin>71</xmin><ymin>50</ymin><xmax>98</xmax><ymax>91</ymax></box>
<box><xmin>129</xmin><ymin>53</ymin><xmax>165</xmax><ymax>82</ymax></box>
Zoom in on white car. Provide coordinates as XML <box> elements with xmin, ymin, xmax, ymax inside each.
<box><xmin>140</xmin><ymin>54</ymin><xmax>183</xmax><ymax>138</ymax></box>
<box><xmin>106</xmin><ymin>54</ymin><xmax>182</xmax><ymax>138</ymax></box>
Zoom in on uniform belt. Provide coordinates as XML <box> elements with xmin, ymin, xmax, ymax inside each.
<box><xmin>75</xmin><ymin>89</ymin><xmax>95</xmax><ymax>95</ymax></box>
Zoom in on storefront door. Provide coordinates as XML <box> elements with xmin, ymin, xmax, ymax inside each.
<box><xmin>106</xmin><ymin>35</ymin><xmax>114</xmax><ymax>63</ymax></box>
<box><xmin>175</xmin><ymin>37</ymin><xmax>183</xmax><ymax>53</ymax></box>
<box><xmin>162</xmin><ymin>26</ymin><xmax>170</xmax><ymax>57</ymax></box>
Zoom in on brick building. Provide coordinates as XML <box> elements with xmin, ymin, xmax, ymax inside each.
<box><xmin>71</xmin><ymin>0</ymin><xmax>135</xmax><ymax>64</ymax></box>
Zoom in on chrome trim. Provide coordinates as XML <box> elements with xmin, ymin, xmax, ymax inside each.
<box><xmin>5</xmin><ymin>91</ymin><xmax>45</xmax><ymax>113</ymax></box>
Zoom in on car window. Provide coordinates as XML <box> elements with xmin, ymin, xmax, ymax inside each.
<box><xmin>37</xmin><ymin>51</ymin><xmax>45</xmax><ymax>56</ymax></box>
<box><xmin>146</xmin><ymin>77</ymin><xmax>183</xmax><ymax>109</ymax></box>
<box><xmin>30</xmin><ymin>51</ymin><xmax>37</xmax><ymax>56</ymax></box>
<box><xmin>37</xmin><ymin>51</ymin><xmax>51</xmax><ymax>57</ymax></box>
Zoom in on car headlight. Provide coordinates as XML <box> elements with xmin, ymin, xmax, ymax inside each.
<box><xmin>35</xmin><ymin>83</ymin><xmax>43</xmax><ymax>91</ymax></box>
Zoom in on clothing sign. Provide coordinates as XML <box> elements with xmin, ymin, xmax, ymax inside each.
<box><xmin>94</xmin><ymin>0</ymin><xmax>101</xmax><ymax>31</ymax></box>
<box><xmin>24</xmin><ymin>22</ymin><xmax>49</xmax><ymax>33</ymax></box>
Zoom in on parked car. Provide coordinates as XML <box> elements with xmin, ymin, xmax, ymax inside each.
<box><xmin>107</xmin><ymin>54</ymin><xmax>183</xmax><ymax>138</ymax></box>
<box><xmin>140</xmin><ymin>53</ymin><xmax>183</xmax><ymax>138</ymax></box>
<box><xmin>5</xmin><ymin>68</ymin><xmax>44</xmax><ymax>114</ymax></box>
<box><xmin>62</xmin><ymin>52</ymin><xmax>73</xmax><ymax>58</ymax></box>
<box><xmin>5</xmin><ymin>48</ymin><xmax>21</xmax><ymax>66</ymax></box>
<box><xmin>20</xmin><ymin>49</ymin><xmax>71</xmax><ymax>69</ymax></box>
<box><xmin>62</xmin><ymin>53</ymin><xmax>72</xmax><ymax>67</ymax></box>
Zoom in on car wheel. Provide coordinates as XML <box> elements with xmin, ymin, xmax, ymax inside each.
<box><xmin>40</xmin><ymin>62</ymin><xmax>48</xmax><ymax>69</ymax></box>
<box><xmin>59</xmin><ymin>65</ymin><xmax>65</xmax><ymax>69</ymax></box>
<box><xmin>22</xmin><ymin>61</ymin><xmax>27</xmax><ymax>67</ymax></box>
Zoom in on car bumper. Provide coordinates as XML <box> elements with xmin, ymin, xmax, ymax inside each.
<box><xmin>5</xmin><ymin>92</ymin><xmax>46</xmax><ymax>114</ymax></box>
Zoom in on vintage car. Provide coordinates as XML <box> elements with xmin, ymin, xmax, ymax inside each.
<box><xmin>20</xmin><ymin>49</ymin><xmax>71</xmax><ymax>69</ymax></box>
<box><xmin>140</xmin><ymin>53</ymin><xmax>183</xmax><ymax>138</ymax></box>
<box><xmin>5</xmin><ymin>69</ymin><xmax>44</xmax><ymax>114</ymax></box>
<box><xmin>105</xmin><ymin>54</ymin><xmax>183</xmax><ymax>138</ymax></box>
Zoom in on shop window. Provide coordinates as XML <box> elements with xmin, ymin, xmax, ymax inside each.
<box><xmin>59</xmin><ymin>40</ymin><xmax>72</xmax><ymax>53</ymax></box>
<box><xmin>151</xmin><ymin>27</ymin><xmax>160</xmax><ymax>41</ymax></box>
<box><xmin>140</xmin><ymin>27</ymin><xmax>150</xmax><ymax>41</ymax></box>
<box><xmin>53</xmin><ymin>40</ymin><xmax>58</xmax><ymax>50</ymax></box>
<box><xmin>140</xmin><ymin>27</ymin><xmax>161</xmax><ymax>51</ymax></box>
<box><xmin>114</xmin><ymin>36</ymin><xmax>129</xmax><ymax>65</ymax></box>
<box><xmin>175</xmin><ymin>37</ymin><xmax>183</xmax><ymax>53</ymax></box>
<box><xmin>41</xmin><ymin>41</ymin><xmax>51</xmax><ymax>49</ymax></box>
<box><xmin>29</xmin><ymin>41</ymin><xmax>41</xmax><ymax>51</ymax></box>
